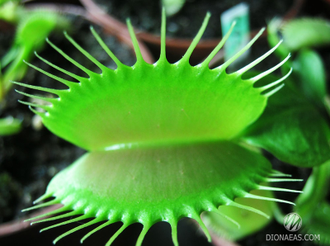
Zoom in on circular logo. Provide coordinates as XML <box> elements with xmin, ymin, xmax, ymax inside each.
<box><xmin>283</xmin><ymin>212</ymin><xmax>302</xmax><ymax>232</ymax></box>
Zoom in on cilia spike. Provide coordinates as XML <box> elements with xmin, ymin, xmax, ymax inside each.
<box><xmin>18</xmin><ymin>10</ymin><xmax>298</xmax><ymax>246</ymax></box>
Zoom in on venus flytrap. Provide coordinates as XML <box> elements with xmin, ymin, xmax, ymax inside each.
<box><xmin>17</xmin><ymin>11</ymin><xmax>297</xmax><ymax>246</ymax></box>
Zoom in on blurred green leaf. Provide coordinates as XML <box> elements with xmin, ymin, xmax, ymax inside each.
<box><xmin>282</xmin><ymin>18</ymin><xmax>330</xmax><ymax>51</ymax></box>
<box><xmin>0</xmin><ymin>0</ymin><xmax>22</xmax><ymax>23</ymax></box>
<box><xmin>162</xmin><ymin>0</ymin><xmax>186</xmax><ymax>16</ymax></box>
<box><xmin>292</xmin><ymin>49</ymin><xmax>326</xmax><ymax>107</ymax></box>
<box><xmin>0</xmin><ymin>116</ymin><xmax>21</xmax><ymax>135</ymax></box>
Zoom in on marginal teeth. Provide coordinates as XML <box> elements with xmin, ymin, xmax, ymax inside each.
<box><xmin>64</xmin><ymin>31</ymin><xmax>107</xmax><ymax>72</ymax></box>
<box><xmin>81</xmin><ymin>220</ymin><xmax>113</xmax><ymax>243</ymax></box>
<box><xmin>219</xmin><ymin>27</ymin><xmax>266</xmax><ymax>72</ymax></box>
<box><xmin>105</xmin><ymin>223</ymin><xmax>130</xmax><ymax>246</ymax></box>
<box><xmin>126</xmin><ymin>19</ymin><xmax>144</xmax><ymax>64</ymax></box>
<box><xmin>40</xmin><ymin>214</ymin><xmax>89</xmax><ymax>233</ymax></box>
<box><xmin>53</xmin><ymin>217</ymin><xmax>101</xmax><ymax>244</ymax></box>
<box><xmin>46</xmin><ymin>38</ymin><xmax>94</xmax><ymax>77</ymax></box>
<box><xmin>136</xmin><ymin>224</ymin><xmax>151</xmax><ymax>246</ymax></box>
<box><xmin>262</xmin><ymin>83</ymin><xmax>285</xmax><ymax>97</ymax></box>
<box><xmin>202</xmin><ymin>21</ymin><xmax>236</xmax><ymax>68</ymax></box>
<box><xmin>189</xmin><ymin>208</ymin><xmax>212</xmax><ymax>242</ymax></box>
<box><xmin>243</xmin><ymin>192</ymin><xmax>296</xmax><ymax>206</ymax></box>
<box><xmin>236</xmin><ymin>40</ymin><xmax>283</xmax><ymax>76</ymax></box>
<box><xmin>15</xmin><ymin>90</ymin><xmax>57</xmax><ymax>103</ymax></box>
<box><xmin>266</xmin><ymin>178</ymin><xmax>304</xmax><ymax>182</ymax></box>
<box><xmin>208</xmin><ymin>208</ymin><xmax>241</xmax><ymax>229</ymax></box>
<box><xmin>18</xmin><ymin>100</ymin><xmax>50</xmax><ymax>112</ymax></box>
<box><xmin>248</xmin><ymin>53</ymin><xmax>291</xmax><ymax>84</ymax></box>
<box><xmin>169</xmin><ymin>219</ymin><xmax>179</xmax><ymax>246</ymax></box>
<box><xmin>159</xmin><ymin>8</ymin><xmax>167</xmax><ymax>61</ymax></box>
<box><xmin>33</xmin><ymin>193</ymin><xmax>54</xmax><ymax>204</ymax></box>
<box><xmin>258</xmin><ymin>185</ymin><xmax>303</xmax><ymax>194</ymax></box>
<box><xmin>24</xmin><ymin>206</ymin><xmax>69</xmax><ymax>222</ymax></box>
<box><xmin>21</xmin><ymin>198</ymin><xmax>60</xmax><ymax>212</ymax></box>
<box><xmin>259</xmin><ymin>67</ymin><xmax>293</xmax><ymax>92</ymax></box>
<box><xmin>180</xmin><ymin>12</ymin><xmax>211</xmax><ymax>65</ymax></box>
<box><xmin>31</xmin><ymin>210</ymin><xmax>78</xmax><ymax>225</ymax></box>
<box><xmin>225</xmin><ymin>198</ymin><xmax>270</xmax><ymax>219</ymax></box>
<box><xmin>30</xmin><ymin>53</ymin><xmax>80</xmax><ymax>85</ymax></box>
<box><xmin>90</xmin><ymin>26</ymin><xmax>124</xmax><ymax>67</ymax></box>
<box><xmin>13</xmin><ymin>81</ymin><xmax>62</xmax><ymax>95</ymax></box>
<box><xmin>269</xmin><ymin>171</ymin><xmax>292</xmax><ymax>177</ymax></box>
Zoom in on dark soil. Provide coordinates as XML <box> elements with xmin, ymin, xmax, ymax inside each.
<box><xmin>94</xmin><ymin>0</ymin><xmax>294</xmax><ymax>38</ymax></box>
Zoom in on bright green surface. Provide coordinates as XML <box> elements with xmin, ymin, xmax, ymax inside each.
<box><xmin>32</xmin><ymin>141</ymin><xmax>273</xmax><ymax>246</ymax></box>
<box><xmin>46</xmin><ymin>141</ymin><xmax>271</xmax><ymax>220</ymax></box>
<box><xmin>41</xmin><ymin>62</ymin><xmax>267</xmax><ymax>151</ymax></box>
<box><xmin>26</xmin><ymin>141</ymin><xmax>285</xmax><ymax>246</ymax></box>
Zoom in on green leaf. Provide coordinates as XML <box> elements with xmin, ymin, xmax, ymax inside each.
<box><xmin>15</xmin><ymin>10</ymin><xmax>59</xmax><ymax>49</ymax></box>
<box><xmin>0</xmin><ymin>116</ymin><xmax>21</xmax><ymax>135</ymax></box>
<box><xmin>242</xmin><ymin>73</ymin><xmax>330</xmax><ymax>167</ymax></box>
<box><xmin>282</xmin><ymin>18</ymin><xmax>330</xmax><ymax>51</ymax></box>
<box><xmin>292</xmin><ymin>49</ymin><xmax>327</xmax><ymax>107</ymax></box>
<box><xmin>162</xmin><ymin>0</ymin><xmax>186</xmax><ymax>16</ymax></box>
